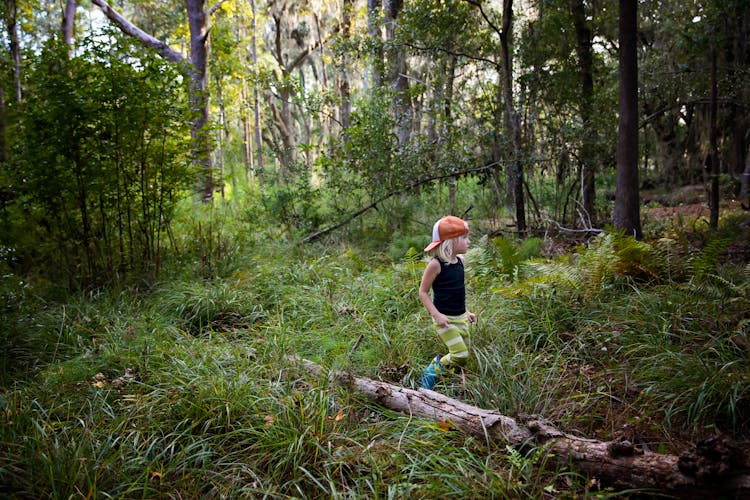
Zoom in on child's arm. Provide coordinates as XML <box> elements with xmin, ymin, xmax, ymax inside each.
<box><xmin>458</xmin><ymin>256</ymin><xmax>477</xmax><ymax>324</ymax></box>
<box><xmin>419</xmin><ymin>259</ymin><xmax>449</xmax><ymax>327</ymax></box>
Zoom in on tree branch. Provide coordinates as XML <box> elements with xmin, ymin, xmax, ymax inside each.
<box><xmin>207</xmin><ymin>0</ymin><xmax>228</xmax><ymax>17</ymax></box>
<box><xmin>91</xmin><ymin>0</ymin><xmax>186</xmax><ymax>66</ymax></box>
<box><xmin>402</xmin><ymin>42</ymin><xmax>499</xmax><ymax>68</ymax></box>
<box><xmin>462</xmin><ymin>0</ymin><xmax>503</xmax><ymax>39</ymax></box>
<box><xmin>301</xmin><ymin>163</ymin><xmax>501</xmax><ymax>243</ymax></box>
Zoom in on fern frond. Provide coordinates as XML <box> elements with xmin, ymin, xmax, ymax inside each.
<box><xmin>403</xmin><ymin>246</ymin><xmax>422</xmax><ymax>264</ymax></box>
<box><xmin>492</xmin><ymin>235</ymin><xmax>524</xmax><ymax>276</ymax></box>
<box><xmin>689</xmin><ymin>237</ymin><xmax>731</xmax><ymax>281</ymax></box>
<box><xmin>517</xmin><ymin>260</ymin><xmax>581</xmax><ymax>291</ymax></box>
<box><xmin>575</xmin><ymin>233</ymin><xmax>619</xmax><ymax>294</ymax></box>
<box><xmin>612</xmin><ymin>234</ymin><xmax>665</xmax><ymax>282</ymax></box>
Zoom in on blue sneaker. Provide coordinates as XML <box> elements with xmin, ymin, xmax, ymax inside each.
<box><xmin>420</xmin><ymin>355</ymin><xmax>442</xmax><ymax>389</ymax></box>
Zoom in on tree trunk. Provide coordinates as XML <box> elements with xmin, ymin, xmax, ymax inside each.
<box><xmin>185</xmin><ymin>0</ymin><xmax>213</xmax><ymax>201</ymax></box>
<box><xmin>250</xmin><ymin>0</ymin><xmax>265</xmax><ymax>193</ymax></box>
<box><xmin>0</xmin><ymin>86</ymin><xmax>6</xmax><ymax>164</ymax></box>
<box><xmin>238</xmin><ymin>22</ymin><xmax>253</xmax><ymax>185</ymax></box>
<box><xmin>240</xmin><ymin>82</ymin><xmax>253</xmax><ymax>182</ymax></box>
<box><xmin>339</xmin><ymin>0</ymin><xmax>354</xmax><ymax>130</ymax></box>
<box><xmin>729</xmin><ymin>2</ymin><xmax>748</xmax><ymax>182</ymax></box>
<box><xmin>613</xmin><ymin>0</ymin><xmax>641</xmax><ymax>238</ymax></box>
<box><xmin>384</xmin><ymin>0</ymin><xmax>411</xmax><ymax>146</ymax></box>
<box><xmin>267</xmin><ymin>11</ymin><xmax>320</xmax><ymax>183</ymax></box>
<box><xmin>62</xmin><ymin>0</ymin><xmax>76</xmax><ymax>49</ymax></box>
<box><xmin>367</xmin><ymin>0</ymin><xmax>383</xmax><ymax>88</ymax></box>
<box><xmin>571</xmin><ymin>0</ymin><xmax>596</xmax><ymax>222</ymax></box>
<box><xmin>269</xmin><ymin>13</ymin><xmax>296</xmax><ymax>182</ymax></box>
<box><xmin>501</xmin><ymin>0</ymin><xmax>526</xmax><ymax>238</ymax></box>
<box><xmin>740</xmin><ymin>146</ymin><xmax>750</xmax><ymax>208</ymax></box>
<box><xmin>491</xmin><ymin>70</ymin><xmax>507</xmax><ymax>208</ymax></box>
<box><xmin>708</xmin><ymin>47</ymin><xmax>720</xmax><ymax>229</ymax></box>
<box><xmin>292</xmin><ymin>357</ymin><xmax>750</xmax><ymax>497</ymax></box>
<box><xmin>6</xmin><ymin>0</ymin><xmax>21</xmax><ymax>102</ymax></box>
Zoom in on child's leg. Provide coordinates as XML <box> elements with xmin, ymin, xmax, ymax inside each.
<box><xmin>420</xmin><ymin>314</ymin><xmax>471</xmax><ymax>390</ymax></box>
<box><xmin>437</xmin><ymin>314</ymin><xmax>471</xmax><ymax>368</ymax></box>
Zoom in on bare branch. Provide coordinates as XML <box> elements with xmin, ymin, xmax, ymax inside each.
<box><xmin>207</xmin><ymin>0</ymin><xmax>228</xmax><ymax>17</ymax></box>
<box><xmin>91</xmin><ymin>0</ymin><xmax>185</xmax><ymax>66</ymax></box>
<box><xmin>302</xmin><ymin>163</ymin><xmax>502</xmax><ymax>243</ymax></box>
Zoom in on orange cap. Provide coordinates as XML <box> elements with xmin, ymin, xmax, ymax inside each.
<box><xmin>424</xmin><ymin>216</ymin><xmax>468</xmax><ymax>252</ymax></box>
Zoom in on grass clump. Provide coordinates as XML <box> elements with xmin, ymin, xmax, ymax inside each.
<box><xmin>1</xmin><ymin>212</ymin><xmax>749</xmax><ymax>497</ymax></box>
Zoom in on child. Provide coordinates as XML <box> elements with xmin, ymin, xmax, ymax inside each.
<box><xmin>418</xmin><ymin>215</ymin><xmax>476</xmax><ymax>390</ymax></box>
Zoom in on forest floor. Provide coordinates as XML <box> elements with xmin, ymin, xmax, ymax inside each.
<box><xmin>535</xmin><ymin>183</ymin><xmax>750</xmax><ymax>265</ymax></box>
<box><xmin>642</xmin><ymin>183</ymin><xmax>750</xmax><ymax>262</ymax></box>
<box><xmin>533</xmin><ymin>184</ymin><xmax>750</xmax><ymax>457</ymax></box>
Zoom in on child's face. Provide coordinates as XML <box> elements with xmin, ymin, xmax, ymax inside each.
<box><xmin>455</xmin><ymin>226</ymin><xmax>470</xmax><ymax>254</ymax></box>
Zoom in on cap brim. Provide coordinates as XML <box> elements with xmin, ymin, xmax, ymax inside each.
<box><xmin>423</xmin><ymin>240</ymin><xmax>441</xmax><ymax>252</ymax></box>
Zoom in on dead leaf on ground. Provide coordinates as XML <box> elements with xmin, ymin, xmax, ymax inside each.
<box><xmin>328</xmin><ymin>409</ymin><xmax>345</xmax><ymax>422</ymax></box>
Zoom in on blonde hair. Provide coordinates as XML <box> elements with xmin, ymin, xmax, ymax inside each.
<box><xmin>428</xmin><ymin>237</ymin><xmax>460</xmax><ymax>263</ymax></box>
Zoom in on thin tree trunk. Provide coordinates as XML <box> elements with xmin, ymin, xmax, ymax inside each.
<box><xmin>268</xmin><ymin>13</ymin><xmax>301</xmax><ymax>182</ymax></box>
<box><xmin>238</xmin><ymin>22</ymin><xmax>253</xmax><ymax>184</ymax></box>
<box><xmin>62</xmin><ymin>0</ymin><xmax>77</xmax><ymax>49</ymax></box>
<box><xmin>385</xmin><ymin>0</ymin><xmax>411</xmax><ymax>147</ymax></box>
<box><xmin>491</xmin><ymin>71</ymin><xmax>507</xmax><ymax>208</ymax></box>
<box><xmin>6</xmin><ymin>0</ymin><xmax>21</xmax><ymax>102</ymax></box>
<box><xmin>740</xmin><ymin>146</ymin><xmax>750</xmax><ymax>208</ymax></box>
<box><xmin>0</xmin><ymin>86</ymin><xmax>5</xmax><ymax>164</ymax></box>
<box><xmin>186</xmin><ymin>0</ymin><xmax>213</xmax><ymax>202</ymax></box>
<box><xmin>367</xmin><ymin>0</ymin><xmax>383</xmax><ymax>88</ymax></box>
<box><xmin>571</xmin><ymin>0</ymin><xmax>596</xmax><ymax>222</ymax></box>
<box><xmin>240</xmin><ymin>84</ymin><xmax>253</xmax><ymax>182</ymax></box>
<box><xmin>729</xmin><ymin>1</ymin><xmax>748</xmax><ymax>181</ymax></box>
<box><xmin>215</xmin><ymin>76</ymin><xmax>228</xmax><ymax>199</ymax></box>
<box><xmin>709</xmin><ymin>47</ymin><xmax>720</xmax><ymax>229</ymax></box>
<box><xmin>340</xmin><ymin>0</ymin><xmax>354</xmax><ymax>130</ymax></box>
<box><xmin>250</xmin><ymin>0</ymin><xmax>265</xmax><ymax>193</ymax></box>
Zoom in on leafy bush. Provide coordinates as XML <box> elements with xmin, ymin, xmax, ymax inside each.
<box><xmin>8</xmin><ymin>33</ymin><xmax>193</xmax><ymax>286</ymax></box>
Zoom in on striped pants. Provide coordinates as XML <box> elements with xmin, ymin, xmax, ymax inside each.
<box><xmin>435</xmin><ymin>313</ymin><xmax>471</xmax><ymax>368</ymax></box>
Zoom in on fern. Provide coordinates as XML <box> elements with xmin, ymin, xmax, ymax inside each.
<box><xmin>492</xmin><ymin>235</ymin><xmax>524</xmax><ymax>276</ymax></box>
<box><xmin>513</xmin><ymin>260</ymin><xmax>581</xmax><ymax>293</ymax></box>
<box><xmin>575</xmin><ymin>233</ymin><xmax>620</xmax><ymax>295</ymax></box>
<box><xmin>612</xmin><ymin>233</ymin><xmax>665</xmax><ymax>282</ymax></box>
<box><xmin>403</xmin><ymin>246</ymin><xmax>422</xmax><ymax>264</ymax></box>
<box><xmin>689</xmin><ymin>237</ymin><xmax>731</xmax><ymax>281</ymax></box>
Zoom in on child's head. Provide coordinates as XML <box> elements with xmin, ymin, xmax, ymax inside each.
<box><xmin>424</xmin><ymin>215</ymin><xmax>470</xmax><ymax>261</ymax></box>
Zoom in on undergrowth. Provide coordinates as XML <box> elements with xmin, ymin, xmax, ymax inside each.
<box><xmin>1</xmin><ymin>210</ymin><xmax>749</xmax><ymax>498</ymax></box>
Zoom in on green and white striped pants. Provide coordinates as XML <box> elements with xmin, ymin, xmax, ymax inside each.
<box><xmin>434</xmin><ymin>313</ymin><xmax>471</xmax><ymax>368</ymax></box>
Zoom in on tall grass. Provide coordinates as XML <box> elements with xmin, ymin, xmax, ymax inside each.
<box><xmin>1</xmin><ymin>207</ymin><xmax>748</xmax><ymax>497</ymax></box>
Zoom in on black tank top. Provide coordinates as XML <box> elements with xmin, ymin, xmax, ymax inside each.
<box><xmin>432</xmin><ymin>258</ymin><xmax>465</xmax><ymax>315</ymax></box>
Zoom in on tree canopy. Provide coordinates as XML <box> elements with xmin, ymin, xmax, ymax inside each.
<box><xmin>0</xmin><ymin>0</ymin><xmax>747</xmax><ymax>282</ymax></box>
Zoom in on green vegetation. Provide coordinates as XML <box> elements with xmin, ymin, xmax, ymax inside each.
<box><xmin>2</xmin><ymin>195</ymin><xmax>748</xmax><ymax>498</ymax></box>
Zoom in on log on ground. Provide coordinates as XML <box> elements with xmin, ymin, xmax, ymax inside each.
<box><xmin>290</xmin><ymin>357</ymin><xmax>750</xmax><ymax>497</ymax></box>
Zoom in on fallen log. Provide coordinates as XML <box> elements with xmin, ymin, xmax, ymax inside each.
<box><xmin>300</xmin><ymin>163</ymin><xmax>497</xmax><ymax>243</ymax></box>
<box><xmin>290</xmin><ymin>357</ymin><xmax>750</xmax><ymax>498</ymax></box>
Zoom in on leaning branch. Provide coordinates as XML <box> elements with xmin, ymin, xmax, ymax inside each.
<box><xmin>301</xmin><ymin>163</ymin><xmax>500</xmax><ymax>243</ymax></box>
<box><xmin>290</xmin><ymin>357</ymin><xmax>750</xmax><ymax>497</ymax></box>
<box><xmin>91</xmin><ymin>0</ymin><xmax>186</xmax><ymax>66</ymax></box>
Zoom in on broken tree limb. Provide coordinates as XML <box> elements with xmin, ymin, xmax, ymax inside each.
<box><xmin>290</xmin><ymin>357</ymin><xmax>750</xmax><ymax>497</ymax></box>
<box><xmin>301</xmin><ymin>163</ymin><xmax>499</xmax><ymax>243</ymax></box>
